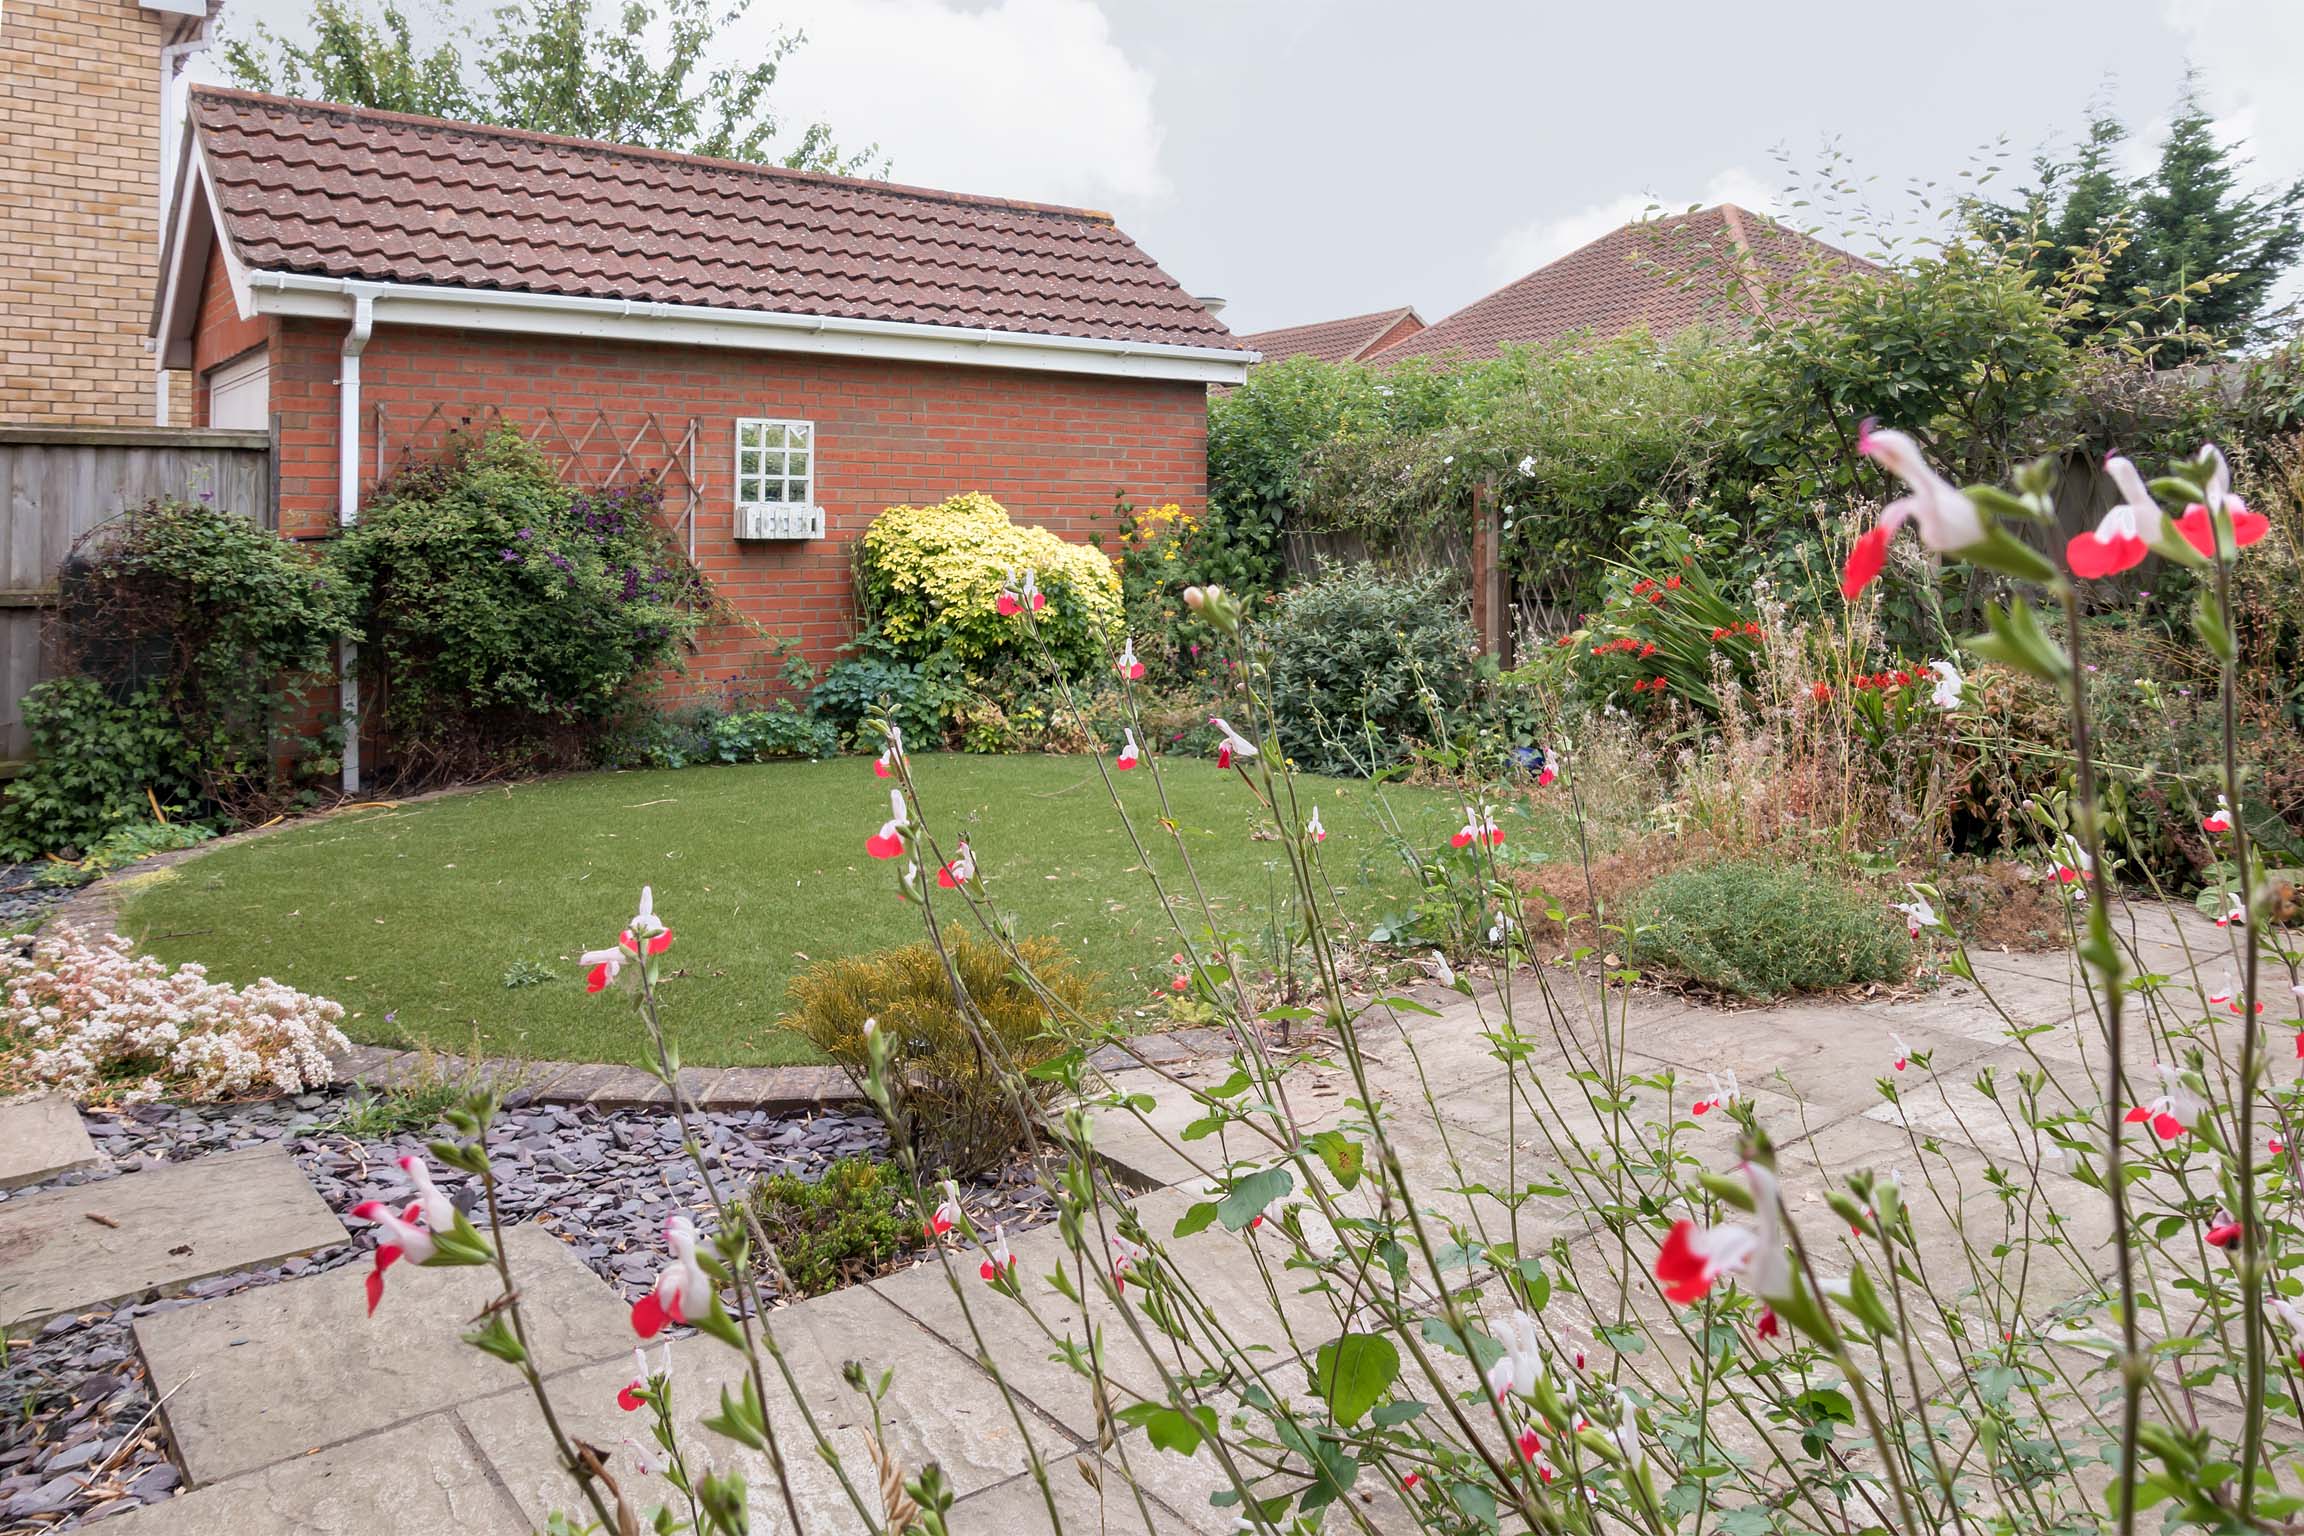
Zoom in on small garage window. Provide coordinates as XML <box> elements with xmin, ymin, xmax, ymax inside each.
<box><xmin>206</xmin><ymin>348</ymin><xmax>270</xmax><ymax>431</ymax></box>
<box><xmin>735</xmin><ymin>418</ymin><xmax>813</xmax><ymax>506</ymax></box>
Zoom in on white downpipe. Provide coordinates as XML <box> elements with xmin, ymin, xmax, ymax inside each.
<box><xmin>338</xmin><ymin>288</ymin><xmax>376</xmax><ymax>796</ymax></box>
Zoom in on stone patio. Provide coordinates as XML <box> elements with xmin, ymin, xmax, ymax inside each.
<box><xmin>0</xmin><ymin>899</ymin><xmax>2250</xmax><ymax>1532</ymax></box>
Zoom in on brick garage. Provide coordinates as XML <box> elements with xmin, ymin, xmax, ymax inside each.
<box><xmin>153</xmin><ymin>88</ymin><xmax>1248</xmax><ymax>774</ymax></box>
<box><xmin>255</xmin><ymin>321</ymin><xmax>1213</xmax><ymax>682</ymax></box>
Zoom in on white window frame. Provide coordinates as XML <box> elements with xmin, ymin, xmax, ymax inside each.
<box><xmin>734</xmin><ymin>417</ymin><xmax>815</xmax><ymax>510</ymax></box>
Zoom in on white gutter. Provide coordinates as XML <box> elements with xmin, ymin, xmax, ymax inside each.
<box><xmin>338</xmin><ymin>287</ymin><xmax>376</xmax><ymax>795</ymax></box>
<box><xmin>249</xmin><ymin>271</ymin><xmax>1257</xmax><ymax>384</ymax></box>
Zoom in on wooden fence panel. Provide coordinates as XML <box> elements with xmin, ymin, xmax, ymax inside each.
<box><xmin>0</xmin><ymin>426</ymin><xmax>271</xmax><ymax>762</ymax></box>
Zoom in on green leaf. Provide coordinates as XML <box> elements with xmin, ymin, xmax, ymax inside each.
<box><xmin>1113</xmin><ymin>1403</ymin><xmax>1216</xmax><ymax>1456</ymax></box>
<box><xmin>1370</xmin><ymin>1399</ymin><xmax>1427</xmax><ymax>1427</ymax></box>
<box><xmin>1171</xmin><ymin>1201</ymin><xmax>1219</xmax><ymax>1238</ymax></box>
<box><xmin>1313</xmin><ymin>1332</ymin><xmax>1400</xmax><ymax>1426</ymax></box>
<box><xmin>1962</xmin><ymin>596</ymin><xmax>2070</xmax><ymax>687</ymax></box>
<box><xmin>463</xmin><ymin>1313</ymin><xmax>526</xmax><ymax>1366</ymax></box>
<box><xmin>1307</xmin><ymin>1130</ymin><xmax>1365</xmax><ymax>1191</ymax></box>
<box><xmin>1217</xmin><ymin>1166</ymin><xmax>1293</xmax><ymax>1231</ymax></box>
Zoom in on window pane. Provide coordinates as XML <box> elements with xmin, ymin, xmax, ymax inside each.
<box><xmin>788</xmin><ymin>423</ymin><xmax>811</xmax><ymax>446</ymax></box>
<box><xmin>786</xmin><ymin>452</ymin><xmax>809</xmax><ymax>482</ymax></box>
<box><xmin>757</xmin><ymin>478</ymin><xmax>786</xmax><ymax>503</ymax></box>
<box><xmin>739</xmin><ymin>449</ymin><xmax>761</xmax><ymax>475</ymax></box>
<box><xmin>737</xmin><ymin>422</ymin><xmax>762</xmax><ymax>451</ymax></box>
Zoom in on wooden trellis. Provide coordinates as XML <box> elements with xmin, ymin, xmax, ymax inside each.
<box><xmin>370</xmin><ymin>403</ymin><xmax>704</xmax><ymax>557</ymax></box>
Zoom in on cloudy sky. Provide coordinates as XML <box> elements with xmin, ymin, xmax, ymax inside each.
<box><xmin>193</xmin><ymin>0</ymin><xmax>2304</xmax><ymax>337</ymax></box>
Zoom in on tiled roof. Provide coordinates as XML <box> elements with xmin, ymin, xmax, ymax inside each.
<box><xmin>1238</xmin><ymin>306</ymin><xmax>1424</xmax><ymax>365</ymax></box>
<box><xmin>1373</xmin><ymin>205</ymin><xmax>1872</xmax><ymax>365</ymax></box>
<box><xmin>187</xmin><ymin>88</ymin><xmax>1242</xmax><ymax>351</ymax></box>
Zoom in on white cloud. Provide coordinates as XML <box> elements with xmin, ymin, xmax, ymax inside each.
<box><xmin>2162</xmin><ymin>0</ymin><xmax>2304</xmax><ymax>185</ymax></box>
<box><xmin>756</xmin><ymin>0</ymin><xmax>1168</xmax><ymax>208</ymax></box>
<box><xmin>1484</xmin><ymin>167</ymin><xmax>1779</xmax><ymax>283</ymax></box>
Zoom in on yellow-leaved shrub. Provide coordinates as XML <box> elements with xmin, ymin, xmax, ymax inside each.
<box><xmin>857</xmin><ymin>493</ymin><xmax>1122</xmax><ymax>676</ymax></box>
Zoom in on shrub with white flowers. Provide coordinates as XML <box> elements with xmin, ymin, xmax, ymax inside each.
<box><xmin>3</xmin><ymin>927</ymin><xmax>348</xmax><ymax>1102</ymax></box>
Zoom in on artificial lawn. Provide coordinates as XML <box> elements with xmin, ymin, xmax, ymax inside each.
<box><xmin>121</xmin><ymin>756</ymin><xmax>1462</xmax><ymax>1067</ymax></box>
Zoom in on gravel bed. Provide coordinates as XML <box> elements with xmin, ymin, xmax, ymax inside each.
<box><xmin>0</xmin><ymin>1090</ymin><xmax>1058</xmax><ymax>1529</ymax></box>
<box><xmin>0</xmin><ymin>863</ymin><xmax>77</xmax><ymax>934</ymax></box>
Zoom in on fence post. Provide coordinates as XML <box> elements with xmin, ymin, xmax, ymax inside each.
<box><xmin>1471</xmin><ymin>481</ymin><xmax>1506</xmax><ymax>660</ymax></box>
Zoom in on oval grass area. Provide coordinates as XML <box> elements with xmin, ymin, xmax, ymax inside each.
<box><xmin>120</xmin><ymin>755</ymin><xmax>1463</xmax><ymax>1067</ymax></box>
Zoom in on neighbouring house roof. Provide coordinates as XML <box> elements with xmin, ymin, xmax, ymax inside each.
<box><xmin>154</xmin><ymin>88</ymin><xmax>1248</xmax><ymax>382</ymax></box>
<box><xmin>1373</xmin><ymin>204</ymin><xmax>1873</xmax><ymax>366</ymax></box>
<box><xmin>1238</xmin><ymin>306</ymin><xmax>1425</xmax><ymax>365</ymax></box>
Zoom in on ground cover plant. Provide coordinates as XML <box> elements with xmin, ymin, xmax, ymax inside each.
<box><xmin>329</xmin><ymin>430</ymin><xmax>2303</xmax><ymax>1536</ymax></box>
<box><xmin>120</xmin><ymin>755</ymin><xmax>1461</xmax><ymax>1066</ymax></box>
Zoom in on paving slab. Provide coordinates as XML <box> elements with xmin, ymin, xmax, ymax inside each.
<box><xmin>465</xmin><ymin>1282</ymin><xmax>1065</xmax><ymax>1533</ymax></box>
<box><xmin>0</xmin><ymin>1094</ymin><xmax>101</xmax><ymax>1190</ymax></box>
<box><xmin>136</xmin><ymin>1220</ymin><xmax>630</xmax><ymax>1485</ymax></box>
<box><xmin>0</xmin><ymin>1147</ymin><xmax>344</xmax><ymax>1329</ymax></box>
<box><xmin>91</xmin><ymin>1414</ymin><xmax>528</xmax><ymax>1536</ymax></box>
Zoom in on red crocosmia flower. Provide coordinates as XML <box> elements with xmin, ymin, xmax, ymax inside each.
<box><xmin>1665</xmin><ymin>575</ymin><xmax>1681</xmax><ymax>589</ymax></box>
<box><xmin>1895</xmin><ymin>670</ymin><xmax>1913</xmax><ymax>687</ymax></box>
<box><xmin>1812</xmin><ymin>682</ymin><xmax>1832</xmax><ymax>702</ymax></box>
<box><xmin>1640</xmin><ymin>641</ymin><xmax>1658</xmax><ymax>658</ymax></box>
<box><xmin>2207</xmin><ymin>1211</ymin><xmax>2244</xmax><ymax>1251</ymax></box>
<box><xmin>2175</xmin><ymin>444</ymin><xmax>2269</xmax><ymax>557</ymax></box>
<box><xmin>1744</xmin><ymin>622</ymin><xmax>1761</xmax><ymax>637</ymax></box>
<box><xmin>1756</xmin><ymin>1307</ymin><xmax>1780</xmax><ymax>1340</ymax></box>
<box><xmin>1651</xmin><ymin>676</ymin><xmax>1668</xmax><ymax>691</ymax></box>
<box><xmin>1841</xmin><ymin>421</ymin><xmax>1987</xmax><ymax>600</ymax></box>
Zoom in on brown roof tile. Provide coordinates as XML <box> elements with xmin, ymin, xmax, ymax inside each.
<box><xmin>1373</xmin><ymin>205</ymin><xmax>1872</xmax><ymax>365</ymax></box>
<box><xmin>189</xmin><ymin>88</ymin><xmax>1242</xmax><ymax>351</ymax></box>
<box><xmin>1238</xmin><ymin>306</ymin><xmax>1425</xmax><ymax>365</ymax></box>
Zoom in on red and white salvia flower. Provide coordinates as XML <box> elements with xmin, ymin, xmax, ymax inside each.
<box><xmin>1484</xmin><ymin>1309</ymin><xmax>1547</xmax><ymax>1401</ymax></box>
<box><xmin>2176</xmin><ymin>444</ymin><xmax>2270</xmax><ymax>558</ymax></box>
<box><xmin>2068</xmin><ymin>454</ymin><xmax>2166</xmax><ymax>579</ymax></box>
<box><xmin>2273</xmin><ymin>1135</ymin><xmax>2288</xmax><ymax>1155</ymax></box>
<box><xmin>978</xmin><ymin>1224</ymin><xmax>1015</xmax><ymax>1282</ymax></box>
<box><xmin>1606</xmin><ymin>1393</ymin><xmax>1648</xmax><ymax>1471</ymax></box>
<box><xmin>1927</xmin><ymin>660</ymin><xmax>1963</xmax><ymax>711</ymax></box>
<box><xmin>348</xmin><ymin>1185</ymin><xmax>440</xmax><ymax>1316</ymax></box>
<box><xmin>1536</xmin><ymin>747</ymin><xmax>1558</xmax><ymax>788</ymax></box>
<box><xmin>936</xmin><ymin>839</ymin><xmax>975</xmax><ymax>890</ymax></box>
<box><xmin>1515</xmin><ymin>1427</ymin><xmax>1545</xmax><ymax>1466</ymax></box>
<box><xmin>1117</xmin><ymin>638</ymin><xmax>1145</xmax><ymax>680</ymax></box>
<box><xmin>2203</xmin><ymin>794</ymin><xmax>2233</xmax><ymax>835</ymax></box>
<box><xmin>924</xmin><ymin>1179</ymin><xmax>963</xmax><ymax>1242</ymax></box>
<box><xmin>582</xmin><ymin>887</ymin><xmax>674</xmax><ymax>993</ymax></box>
<box><xmin>2209</xmin><ymin>977</ymin><xmax>2264</xmax><ymax>1016</ymax></box>
<box><xmin>1756</xmin><ymin>1307</ymin><xmax>1781</xmax><ymax>1340</ymax></box>
<box><xmin>1427</xmin><ymin>950</ymin><xmax>1456</xmax><ymax>988</ymax></box>
<box><xmin>1306</xmin><ymin>808</ymin><xmax>1326</xmax><ymax>843</ymax></box>
<box><xmin>2215</xmin><ymin>893</ymin><xmax>2247</xmax><ymax>928</ymax></box>
<box><xmin>1109</xmin><ymin>1233</ymin><xmax>1148</xmax><ymax>1291</ymax></box>
<box><xmin>1211</xmin><ymin>718</ymin><xmax>1258</xmax><ymax>768</ymax></box>
<box><xmin>621</xmin><ymin>1436</ymin><xmax>668</xmax><ymax>1480</ymax></box>
<box><xmin>631</xmin><ymin>1213</ymin><xmax>714</xmax><ymax>1339</ymax></box>
<box><xmin>866</xmin><ymin>788</ymin><xmax>908</xmax><ymax>860</ymax></box>
<box><xmin>995</xmin><ymin>568</ymin><xmax>1046</xmax><ymax>616</ymax></box>
<box><xmin>1400</xmin><ymin>1471</ymin><xmax>1422</xmax><ymax>1493</ymax></box>
<box><xmin>1115</xmin><ymin>729</ymin><xmax>1140</xmax><ymax>770</ymax></box>
<box><xmin>2124</xmin><ymin>1063</ymin><xmax>2204</xmax><ymax>1142</ymax></box>
<box><xmin>1841</xmin><ymin>422</ymin><xmax>1987</xmax><ymax>600</ymax></box>
<box><xmin>2207</xmin><ymin>1209</ymin><xmax>2245</xmax><ymax>1251</ymax></box>
<box><xmin>1690</xmin><ymin>1070</ymin><xmax>1738</xmax><ymax>1116</ymax></box>
<box><xmin>1451</xmin><ymin>805</ymin><xmax>1504</xmax><ymax>849</ymax></box>
<box><xmin>2053</xmin><ymin>835</ymin><xmax>2093</xmax><ymax>889</ymax></box>
<box><xmin>617</xmin><ymin>1344</ymin><xmax>669</xmax><ymax>1412</ymax></box>
<box><xmin>2270</xmin><ymin>1293</ymin><xmax>2304</xmax><ymax>1369</ymax></box>
<box><xmin>873</xmin><ymin>725</ymin><xmax>905</xmax><ymax>780</ymax></box>
<box><xmin>1890</xmin><ymin>1033</ymin><xmax>1911</xmax><ymax>1072</ymax></box>
<box><xmin>1893</xmin><ymin>894</ymin><xmax>1936</xmax><ymax>938</ymax></box>
<box><xmin>1168</xmin><ymin>953</ymin><xmax>1189</xmax><ymax>993</ymax></box>
<box><xmin>1654</xmin><ymin>1162</ymin><xmax>1790</xmax><ymax>1305</ymax></box>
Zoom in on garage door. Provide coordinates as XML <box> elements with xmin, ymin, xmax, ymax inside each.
<box><xmin>206</xmin><ymin>349</ymin><xmax>270</xmax><ymax>430</ymax></box>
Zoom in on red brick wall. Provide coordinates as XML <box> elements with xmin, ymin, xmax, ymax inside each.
<box><xmin>1364</xmin><ymin>311</ymin><xmax>1426</xmax><ymax>360</ymax></box>
<box><xmin>265</xmin><ymin>317</ymin><xmax>1210</xmax><ymax>688</ymax></box>
<box><xmin>190</xmin><ymin>243</ymin><xmax>271</xmax><ymax>423</ymax></box>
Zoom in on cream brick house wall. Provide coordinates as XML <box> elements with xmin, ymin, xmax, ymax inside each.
<box><xmin>0</xmin><ymin>0</ymin><xmax>203</xmax><ymax>425</ymax></box>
